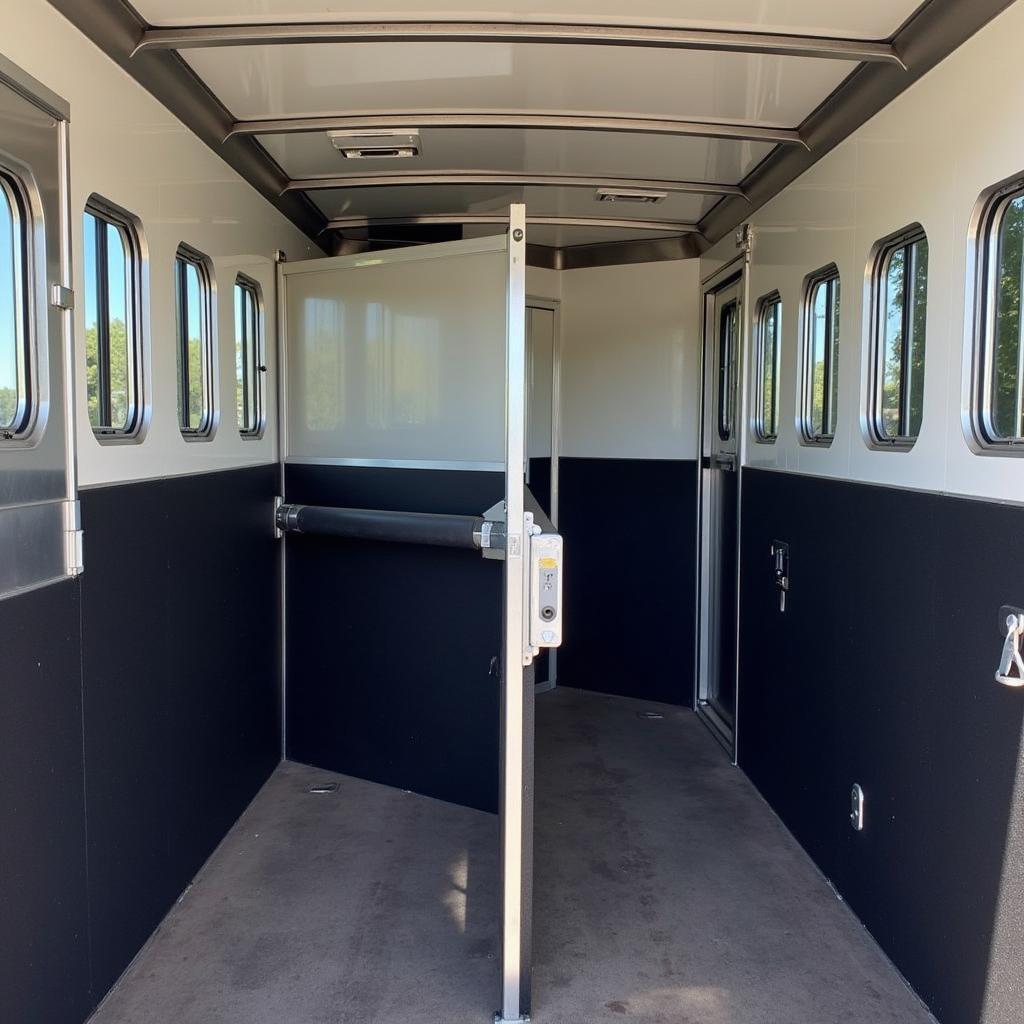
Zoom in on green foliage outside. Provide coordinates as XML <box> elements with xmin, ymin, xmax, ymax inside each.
<box><xmin>85</xmin><ymin>318</ymin><xmax>131</xmax><ymax>429</ymax></box>
<box><xmin>994</xmin><ymin>198</ymin><xmax>1024</xmax><ymax>438</ymax></box>
<box><xmin>879</xmin><ymin>240</ymin><xmax>928</xmax><ymax>438</ymax></box>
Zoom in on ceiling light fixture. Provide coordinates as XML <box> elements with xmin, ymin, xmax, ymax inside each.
<box><xmin>328</xmin><ymin>129</ymin><xmax>422</xmax><ymax>159</ymax></box>
<box><xmin>595</xmin><ymin>187</ymin><xmax>668</xmax><ymax>204</ymax></box>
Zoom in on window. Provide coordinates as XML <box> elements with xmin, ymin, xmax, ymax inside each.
<box><xmin>754</xmin><ymin>292</ymin><xmax>781</xmax><ymax>441</ymax></box>
<box><xmin>973</xmin><ymin>182</ymin><xmax>1024</xmax><ymax>447</ymax></box>
<box><xmin>0</xmin><ymin>171</ymin><xmax>31</xmax><ymax>438</ymax></box>
<box><xmin>868</xmin><ymin>227</ymin><xmax>929</xmax><ymax>447</ymax></box>
<box><xmin>717</xmin><ymin>298</ymin><xmax>739</xmax><ymax>440</ymax></box>
<box><xmin>801</xmin><ymin>265</ymin><xmax>841</xmax><ymax>444</ymax></box>
<box><xmin>234</xmin><ymin>275</ymin><xmax>263</xmax><ymax>437</ymax></box>
<box><xmin>84</xmin><ymin>197</ymin><xmax>143</xmax><ymax>437</ymax></box>
<box><xmin>174</xmin><ymin>244</ymin><xmax>214</xmax><ymax>437</ymax></box>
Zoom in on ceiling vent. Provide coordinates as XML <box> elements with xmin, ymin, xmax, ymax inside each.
<box><xmin>595</xmin><ymin>188</ymin><xmax>668</xmax><ymax>205</ymax></box>
<box><xmin>328</xmin><ymin>129</ymin><xmax>421</xmax><ymax>159</ymax></box>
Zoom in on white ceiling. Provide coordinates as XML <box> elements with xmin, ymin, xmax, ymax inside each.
<box><xmin>125</xmin><ymin>0</ymin><xmax>930</xmax><ymax>250</ymax></box>
<box><xmin>185</xmin><ymin>43</ymin><xmax>850</xmax><ymax>125</ymax></box>
<box><xmin>133</xmin><ymin>1</ymin><xmax>924</xmax><ymax>40</ymax></box>
<box><xmin>307</xmin><ymin>184</ymin><xmax>715</xmax><ymax>221</ymax></box>
<box><xmin>259</xmin><ymin>129</ymin><xmax>773</xmax><ymax>182</ymax></box>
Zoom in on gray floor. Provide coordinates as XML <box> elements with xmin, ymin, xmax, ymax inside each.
<box><xmin>90</xmin><ymin>688</ymin><xmax>933</xmax><ymax>1024</ymax></box>
<box><xmin>531</xmin><ymin>688</ymin><xmax>933</xmax><ymax>1024</ymax></box>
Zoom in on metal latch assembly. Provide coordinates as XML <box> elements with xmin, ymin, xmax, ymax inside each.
<box><xmin>770</xmin><ymin>540</ymin><xmax>789</xmax><ymax>612</ymax></box>
<box><xmin>996</xmin><ymin>607</ymin><xmax>1024</xmax><ymax>687</ymax></box>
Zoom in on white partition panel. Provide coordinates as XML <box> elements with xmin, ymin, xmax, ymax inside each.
<box><xmin>284</xmin><ymin>237</ymin><xmax>508</xmax><ymax>468</ymax></box>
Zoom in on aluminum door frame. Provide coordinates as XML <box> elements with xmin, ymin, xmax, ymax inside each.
<box><xmin>499</xmin><ymin>202</ymin><xmax>532</xmax><ymax>1024</ymax></box>
<box><xmin>695</xmin><ymin>241</ymin><xmax>752</xmax><ymax>764</ymax></box>
<box><xmin>0</xmin><ymin>54</ymin><xmax>78</xmax><ymax>597</ymax></box>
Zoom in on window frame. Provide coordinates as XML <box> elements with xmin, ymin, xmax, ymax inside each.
<box><xmin>233</xmin><ymin>273</ymin><xmax>265</xmax><ymax>439</ymax></box>
<box><xmin>967</xmin><ymin>174</ymin><xmax>1024</xmax><ymax>453</ymax></box>
<box><xmin>174</xmin><ymin>243</ymin><xmax>216</xmax><ymax>440</ymax></box>
<box><xmin>865</xmin><ymin>224</ymin><xmax>929</xmax><ymax>451</ymax></box>
<box><xmin>716</xmin><ymin>297</ymin><xmax>739</xmax><ymax>442</ymax></box>
<box><xmin>83</xmin><ymin>194</ymin><xmax>146</xmax><ymax>442</ymax></box>
<box><xmin>753</xmin><ymin>290</ymin><xmax>782</xmax><ymax>443</ymax></box>
<box><xmin>799</xmin><ymin>264</ymin><xmax>841</xmax><ymax>447</ymax></box>
<box><xmin>0</xmin><ymin>168</ymin><xmax>34</xmax><ymax>441</ymax></box>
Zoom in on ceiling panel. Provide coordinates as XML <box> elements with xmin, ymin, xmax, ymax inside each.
<box><xmin>134</xmin><ymin>1</ymin><xmax>924</xmax><ymax>40</ymax></box>
<box><xmin>260</xmin><ymin>128</ymin><xmax>773</xmax><ymax>183</ymax></box>
<box><xmin>184</xmin><ymin>42</ymin><xmax>851</xmax><ymax>125</ymax></box>
<box><xmin>307</xmin><ymin>183</ymin><xmax>713</xmax><ymax>221</ymax></box>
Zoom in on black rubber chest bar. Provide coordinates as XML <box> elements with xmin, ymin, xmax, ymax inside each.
<box><xmin>276</xmin><ymin>502</ymin><xmax>492</xmax><ymax>550</ymax></box>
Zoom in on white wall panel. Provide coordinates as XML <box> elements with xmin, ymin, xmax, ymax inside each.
<box><xmin>558</xmin><ymin>260</ymin><xmax>700</xmax><ymax>459</ymax></box>
<box><xmin>3</xmin><ymin>0</ymin><xmax>318</xmax><ymax>488</ymax></box>
<box><xmin>703</xmin><ymin>1</ymin><xmax>1024</xmax><ymax>506</ymax></box>
<box><xmin>284</xmin><ymin>239</ymin><xmax>507</xmax><ymax>465</ymax></box>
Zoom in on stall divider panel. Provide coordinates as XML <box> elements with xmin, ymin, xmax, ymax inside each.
<box><xmin>279</xmin><ymin>219</ymin><xmax>533</xmax><ymax>1022</ymax></box>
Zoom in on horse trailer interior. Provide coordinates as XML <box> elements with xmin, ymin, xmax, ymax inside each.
<box><xmin>3</xmin><ymin>3</ymin><xmax>1024</xmax><ymax>1024</ymax></box>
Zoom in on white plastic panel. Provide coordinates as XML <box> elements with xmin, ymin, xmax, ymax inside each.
<box><xmin>284</xmin><ymin>238</ymin><xmax>507</xmax><ymax>464</ymax></box>
<box><xmin>705</xmin><ymin>0</ymin><xmax>1024</xmax><ymax>505</ymax></box>
<box><xmin>527</xmin><ymin>306</ymin><xmax>555</xmax><ymax>461</ymax></box>
<box><xmin>559</xmin><ymin>260</ymin><xmax>702</xmax><ymax>458</ymax></box>
<box><xmin>1</xmin><ymin>0</ymin><xmax>318</xmax><ymax>490</ymax></box>
<box><xmin>133</xmin><ymin>1</ymin><xmax>923</xmax><ymax>40</ymax></box>
<box><xmin>309</xmin><ymin>184</ymin><xmax>713</xmax><ymax>223</ymax></box>
<box><xmin>185</xmin><ymin>42</ymin><xmax>850</xmax><ymax>126</ymax></box>
<box><xmin>261</xmin><ymin>129</ymin><xmax>773</xmax><ymax>184</ymax></box>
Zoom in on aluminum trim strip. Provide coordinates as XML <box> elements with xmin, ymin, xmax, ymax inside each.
<box><xmin>325</xmin><ymin>213</ymin><xmax>701</xmax><ymax>234</ymax></box>
<box><xmin>285</xmin><ymin>170</ymin><xmax>745</xmax><ymax>198</ymax></box>
<box><xmin>229</xmin><ymin>111</ymin><xmax>805</xmax><ymax>148</ymax></box>
<box><xmin>283</xmin><ymin>456</ymin><xmax>504</xmax><ymax>472</ymax></box>
<box><xmin>133</xmin><ymin>20</ymin><xmax>903</xmax><ymax>67</ymax></box>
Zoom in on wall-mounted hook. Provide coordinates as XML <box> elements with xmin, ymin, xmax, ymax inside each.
<box><xmin>995</xmin><ymin>607</ymin><xmax>1024</xmax><ymax>687</ymax></box>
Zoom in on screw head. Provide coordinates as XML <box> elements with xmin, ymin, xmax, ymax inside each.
<box><xmin>513</xmin><ymin>228</ymin><xmax>524</xmax><ymax>242</ymax></box>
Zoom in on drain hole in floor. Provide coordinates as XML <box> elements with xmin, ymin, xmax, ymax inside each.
<box><xmin>307</xmin><ymin>782</ymin><xmax>339</xmax><ymax>794</ymax></box>
<box><xmin>637</xmin><ymin>711</ymin><xmax>664</xmax><ymax>720</ymax></box>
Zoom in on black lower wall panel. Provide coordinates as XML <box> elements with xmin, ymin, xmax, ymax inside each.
<box><xmin>0</xmin><ymin>580</ymin><xmax>91</xmax><ymax>1024</ymax></box>
<box><xmin>285</xmin><ymin>464</ymin><xmax>504</xmax><ymax>812</ymax></box>
<box><xmin>556</xmin><ymin>457</ymin><xmax>697</xmax><ymax>705</ymax></box>
<box><xmin>80</xmin><ymin>464</ymin><xmax>282</xmax><ymax>999</ymax></box>
<box><xmin>739</xmin><ymin>468</ymin><xmax>1024</xmax><ymax>1024</ymax></box>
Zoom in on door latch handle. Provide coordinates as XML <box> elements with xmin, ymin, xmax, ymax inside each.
<box><xmin>996</xmin><ymin>610</ymin><xmax>1024</xmax><ymax>687</ymax></box>
<box><xmin>770</xmin><ymin>540</ymin><xmax>789</xmax><ymax>613</ymax></box>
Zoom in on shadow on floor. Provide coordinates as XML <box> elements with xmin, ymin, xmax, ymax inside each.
<box><xmin>88</xmin><ymin>762</ymin><xmax>499</xmax><ymax>1024</ymax></box>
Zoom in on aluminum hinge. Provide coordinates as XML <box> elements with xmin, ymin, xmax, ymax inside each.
<box><xmin>51</xmin><ymin>283</ymin><xmax>74</xmax><ymax>310</ymax></box>
<box><xmin>63</xmin><ymin>498</ymin><xmax>84</xmax><ymax>576</ymax></box>
<box><xmin>273</xmin><ymin>495</ymin><xmax>284</xmax><ymax>539</ymax></box>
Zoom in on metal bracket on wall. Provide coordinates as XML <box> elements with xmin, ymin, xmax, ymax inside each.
<box><xmin>995</xmin><ymin>606</ymin><xmax>1024</xmax><ymax>687</ymax></box>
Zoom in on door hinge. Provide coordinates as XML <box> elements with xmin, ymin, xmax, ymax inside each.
<box><xmin>63</xmin><ymin>498</ymin><xmax>84</xmax><ymax>576</ymax></box>
<box><xmin>273</xmin><ymin>495</ymin><xmax>284</xmax><ymax>539</ymax></box>
<box><xmin>735</xmin><ymin>223</ymin><xmax>755</xmax><ymax>256</ymax></box>
<box><xmin>51</xmin><ymin>283</ymin><xmax>75</xmax><ymax>310</ymax></box>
